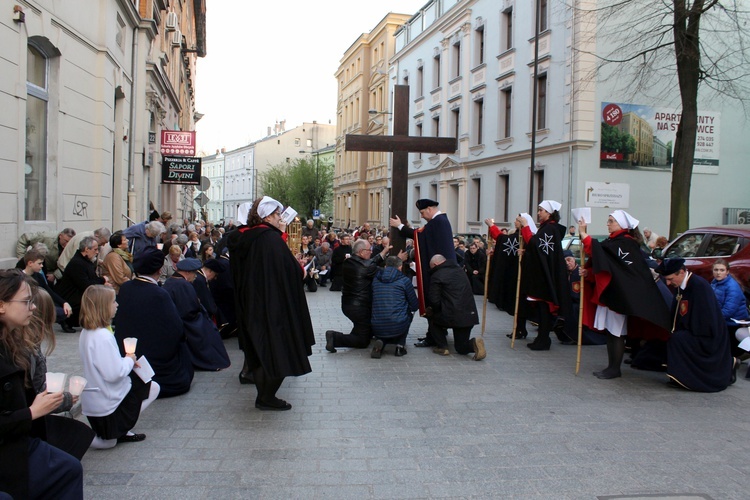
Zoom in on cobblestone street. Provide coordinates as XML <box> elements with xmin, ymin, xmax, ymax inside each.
<box><xmin>47</xmin><ymin>289</ymin><xmax>750</xmax><ymax>499</ymax></box>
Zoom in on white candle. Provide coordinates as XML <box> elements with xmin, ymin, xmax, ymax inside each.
<box><xmin>123</xmin><ymin>337</ymin><xmax>138</xmax><ymax>354</ymax></box>
<box><xmin>45</xmin><ymin>372</ymin><xmax>66</xmax><ymax>393</ymax></box>
<box><xmin>68</xmin><ymin>376</ymin><xmax>87</xmax><ymax>396</ymax></box>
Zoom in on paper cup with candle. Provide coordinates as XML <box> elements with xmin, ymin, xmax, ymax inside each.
<box><xmin>123</xmin><ymin>337</ymin><xmax>138</xmax><ymax>354</ymax></box>
<box><xmin>45</xmin><ymin>372</ymin><xmax>66</xmax><ymax>393</ymax></box>
<box><xmin>68</xmin><ymin>375</ymin><xmax>87</xmax><ymax>396</ymax></box>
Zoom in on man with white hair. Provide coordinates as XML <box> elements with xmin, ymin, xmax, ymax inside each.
<box><xmin>56</xmin><ymin>227</ymin><xmax>112</xmax><ymax>278</ymax></box>
<box><xmin>325</xmin><ymin>238</ymin><xmax>391</xmax><ymax>353</ymax></box>
<box><xmin>123</xmin><ymin>220</ymin><xmax>167</xmax><ymax>258</ymax></box>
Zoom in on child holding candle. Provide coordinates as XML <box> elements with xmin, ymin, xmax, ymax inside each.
<box><xmin>0</xmin><ymin>269</ymin><xmax>83</xmax><ymax>499</ymax></box>
<box><xmin>78</xmin><ymin>285</ymin><xmax>160</xmax><ymax>449</ymax></box>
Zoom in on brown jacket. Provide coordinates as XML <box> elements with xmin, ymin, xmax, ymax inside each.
<box><xmin>101</xmin><ymin>251</ymin><xmax>133</xmax><ymax>293</ymax></box>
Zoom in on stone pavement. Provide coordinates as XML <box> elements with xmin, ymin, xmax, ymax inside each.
<box><xmin>46</xmin><ymin>288</ymin><xmax>750</xmax><ymax>499</ymax></box>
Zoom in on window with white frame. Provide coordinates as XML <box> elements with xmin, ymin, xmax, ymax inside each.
<box><xmin>25</xmin><ymin>44</ymin><xmax>49</xmax><ymax>221</ymax></box>
<box><xmin>473</xmin><ymin>98</ymin><xmax>484</xmax><ymax>145</ymax></box>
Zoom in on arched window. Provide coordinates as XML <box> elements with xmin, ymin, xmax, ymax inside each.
<box><xmin>25</xmin><ymin>43</ymin><xmax>49</xmax><ymax>220</ymax></box>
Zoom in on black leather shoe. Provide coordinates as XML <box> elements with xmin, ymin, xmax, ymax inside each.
<box><xmin>394</xmin><ymin>346</ymin><xmax>407</xmax><ymax>357</ymax></box>
<box><xmin>325</xmin><ymin>330</ymin><xmax>337</xmax><ymax>353</ymax></box>
<box><xmin>414</xmin><ymin>339</ymin><xmax>435</xmax><ymax>348</ymax></box>
<box><xmin>60</xmin><ymin>322</ymin><xmax>76</xmax><ymax>333</ymax></box>
<box><xmin>527</xmin><ymin>337</ymin><xmax>551</xmax><ymax>351</ymax></box>
<box><xmin>506</xmin><ymin>330</ymin><xmax>528</xmax><ymax>339</ymax></box>
<box><xmin>117</xmin><ymin>433</ymin><xmax>146</xmax><ymax>443</ymax></box>
<box><xmin>239</xmin><ymin>372</ymin><xmax>255</xmax><ymax>385</ymax></box>
<box><xmin>255</xmin><ymin>398</ymin><xmax>292</xmax><ymax>411</ymax></box>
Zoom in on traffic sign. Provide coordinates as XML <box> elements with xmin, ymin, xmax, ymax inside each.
<box><xmin>312</xmin><ymin>209</ymin><xmax>320</xmax><ymax>218</ymax></box>
<box><xmin>199</xmin><ymin>176</ymin><xmax>211</xmax><ymax>191</ymax></box>
<box><xmin>194</xmin><ymin>192</ymin><xmax>210</xmax><ymax>207</ymax></box>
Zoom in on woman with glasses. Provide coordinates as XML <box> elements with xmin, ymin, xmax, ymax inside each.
<box><xmin>0</xmin><ymin>270</ymin><xmax>84</xmax><ymax>499</ymax></box>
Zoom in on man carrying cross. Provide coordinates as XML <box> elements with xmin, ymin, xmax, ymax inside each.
<box><xmin>390</xmin><ymin>199</ymin><xmax>456</xmax><ymax>349</ymax></box>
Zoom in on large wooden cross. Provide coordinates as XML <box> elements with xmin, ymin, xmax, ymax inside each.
<box><xmin>345</xmin><ymin>84</ymin><xmax>457</xmax><ymax>251</ymax></box>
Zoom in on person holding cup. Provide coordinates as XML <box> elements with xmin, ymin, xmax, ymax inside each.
<box><xmin>0</xmin><ymin>269</ymin><xmax>84</xmax><ymax>499</ymax></box>
<box><xmin>26</xmin><ymin>285</ymin><xmax>95</xmax><ymax>459</ymax></box>
<box><xmin>78</xmin><ymin>285</ymin><xmax>160</xmax><ymax>449</ymax></box>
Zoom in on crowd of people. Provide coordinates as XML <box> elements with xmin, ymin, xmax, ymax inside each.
<box><xmin>2</xmin><ymin>196</ymin><xmax>748</xmax><ymax>496</ymax></box>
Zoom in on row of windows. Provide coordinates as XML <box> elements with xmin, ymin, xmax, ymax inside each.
<box><xmin>410</xmin><ymin>170</ymin><xmax>544</xmax><ymax>224</ymax></box>
<box><xmin>409</xmin><ymin>73</ymin><xmax>547</xmax><ymax>146</ymax></box>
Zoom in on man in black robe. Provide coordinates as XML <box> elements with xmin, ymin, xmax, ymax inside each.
<box><xmin>114</xmin><ymin>248</ymin><xmax>194</xmax><ymax>398</ymax></box>
<box><xmin>55</xmin><ymin>236</ymin><xmax>107</xmax><ymax>326</ymax></box>
<box><xmin>228</xmin><ymin>196</ymin><xmax>315</xmax><ymax>411</ymax></box>
<box><xmin>163</xmin><ymin>258</ymin><xmax>231</xmax><ymax>371</ymax></box>
<box><xmin>329</xmin><ymin>234</ymin><xmax>352</xmax><ymax>291</ymax></box>
<box><xmin>390</xmin><ymin>199</ymin><xmax>456</xmax><ymax>314</ymax></box>
<box><xmin>656</xmin><ymin>258</ymin><xmax>736</xmax><ymax>392</ymax></box>
<box><xmin>390</xmin><ymin>199</ymin><xmax>456</xmax><ymax>348</ymax></box>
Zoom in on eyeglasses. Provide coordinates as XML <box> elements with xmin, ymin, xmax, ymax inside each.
<box><xmin>8</xmin><ymin>298</ymin><xmax>36</xmax><ymax>310</ymax></box>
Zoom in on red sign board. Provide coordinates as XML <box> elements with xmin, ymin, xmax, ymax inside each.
<box><xmin>160</xmin><ymin>130</ymin><xmax>196</xmax><ymax>156</ymax></box>
<box><xmin>600</xmin><ymin>152</ymin><xmax>624</xmax><ymax>161</ymax></box>
<box><xmin>602</xmin><ymin>103</ymin><xmax>623</xmax><ymax>126</ymax></box>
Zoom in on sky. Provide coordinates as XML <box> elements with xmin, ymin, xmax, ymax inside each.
<box><xmin>195</xmin><ymin>0</ymin><xmax>428</xmax><ymax>155</ymax></box>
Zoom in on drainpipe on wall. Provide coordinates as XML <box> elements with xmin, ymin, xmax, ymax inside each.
<box><xmin>126</xmin><ymin>25</ymin><xmax>139</xmax><ymax>225</ymax></box>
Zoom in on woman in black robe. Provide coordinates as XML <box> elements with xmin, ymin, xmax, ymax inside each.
<box><xmin>517</xmin><ymin>201</ymin><xmax>570</xmax><ymax>350</ymax></box>
<box><xmin>228</xmin><ymin>197</ymin><xmax>315</xmax><ymax>411</ymax></box>
<box><xmin>579</xmin><ymin>210</ymin><xmax>671</xmax><ymax>379</ymax></box>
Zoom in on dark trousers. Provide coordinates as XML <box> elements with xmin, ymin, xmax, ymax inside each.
<box><xmin>332</xmin><ymin>303</ymin><xmax>372</xmax><ymax>348</ymax></box>
<box><xmin>376</xmin><ymin>332</ymin><xmax>409</xmax><ymax>346</ymax></box>
<box><xmin>430</xmin><ymin>324</ymin><xmax>475</xmax><ymax>354</ymax></box>
<box><xmin>27</xmin><ymin>437</ymin><xmax>83</xmax><ymax>500</ymax></box>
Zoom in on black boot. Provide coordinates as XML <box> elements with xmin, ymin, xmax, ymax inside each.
<box><xmin>527</xmin><ymin>330</ymin><xmax>551</xmax><ymax>350</ymax></box>
<box><xmin>594</xmin><ymin>335</ymin><xmax>624</xmax><ymax>379</ymax></box>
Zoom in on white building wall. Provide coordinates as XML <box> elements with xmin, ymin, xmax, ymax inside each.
<box><xmin>391</xmin><ymin>0</ymin><xmax>749</xmax><ymax>237</ymax></box>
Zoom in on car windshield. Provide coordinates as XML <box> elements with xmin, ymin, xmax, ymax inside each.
<box><xmin>665</xmin><ymin>233</ymin><xmax>705</xmax><ymax>258</ymax></box>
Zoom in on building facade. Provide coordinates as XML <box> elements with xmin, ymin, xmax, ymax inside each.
<box><xmin>0</xmin><ymin>0</ymin><xmax>206</xmax><ymax>267</ymax></box>
<box><xmin>333</xmin><ymin>12</ymin><xmax>413</xmax><ymax>229</ymax></box>
<box><xmin>381</xmin><ymin>0</ymin><xmax>748</xmax><ymax>236</ymax></box>
<box><xmin>222</xmin><ymin>121</ymin><xmax>336</xmax><ymax>224</ymax></box>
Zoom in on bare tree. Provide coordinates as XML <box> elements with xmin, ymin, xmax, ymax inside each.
<box><xmin>575</xmin><ymin>0</ymin><xmax>750</xmax><ymax>238</ymax></box>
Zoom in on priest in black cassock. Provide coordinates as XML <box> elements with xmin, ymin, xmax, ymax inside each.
<box><xmin>228</xmin><ymin>196</ymin><xmax>315</xmax><ymax>411</ymax></box>
<box><xmin>114</xmin><ymin>247</ymin><xmax>194</xmax><ymax>398</ymax></box>
<box><xmin>390</xmin><ymin>199</ymin><xmax>456</xmax><ymax>348</ymax></box>
<box><xmin>163</xmin><ymin>258</ymin><xmax>231</xmax><ymax>371</ymax></box>
<box><xmin>517</xmin><ymin>201</ymin><xmax>571</xmax><ymax>350</ymax></box>
<box><xmin>656</xmin><ymin>258</ymin><xmax>738</xmax><ymax>392</ymax></box>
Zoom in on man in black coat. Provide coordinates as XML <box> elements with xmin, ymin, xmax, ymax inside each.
<box><xmin>426</xmin><ymin>254</ymin><xmax>486</xmax><ymax>360</ymax></box>
<box><xmin>54</xmin><ymin>236</ymin><xmax>107</xmax><ymax>325</ymax></box>
<box><xmin>114</xmin><ymin>248</ymin><xmax>194</xmax><ymax>398</ymax></box>
<box><xmin>325</xmin><ymin>238</ymin><xmax>390</xmax><ymax>352</ymax></box>
<box><xmin>329</xmin><ymin>233</ymin><xmax>352</xmax><ymax>291</ymax></box>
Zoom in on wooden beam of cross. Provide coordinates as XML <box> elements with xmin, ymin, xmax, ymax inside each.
<box><xmin>345</xmin><ymin>84</ymin><xmax>457</xmax><ymax>253</ymax></box>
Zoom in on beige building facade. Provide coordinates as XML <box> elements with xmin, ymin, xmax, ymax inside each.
<box><xmin>333</xmin><ymin>12</ymin><xmax>412</xmax><ymax>229</ymax></box>
<box><xmin>0</xmin><ymin>0</ymin><xmax>205</xmax><ymax>267</ymax></box>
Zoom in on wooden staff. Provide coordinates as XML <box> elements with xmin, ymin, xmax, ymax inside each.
<box><xmin>510</xmin><ymin>236</ymin><xmax>525</xmax><ymax>349</ymax></box>
<box><xmin>480</xmin><ymin>236</ymin><xmax>495</xmax><ymax>337</ymax></box>
<box><xmin>575</xmin><ymin>250</ymin><xmax>586</xmax><ymax>375</ymax></box>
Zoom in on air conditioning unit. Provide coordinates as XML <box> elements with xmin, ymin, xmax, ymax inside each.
<box><xmin>166</xmin><ymin>12</ymin><xmax>178</xmax><ymax>32</ymax></box>
<box><xmin>171</xmin><ymin>30</ymin><xmax>182</xmax><ymax>48</ymax></box>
